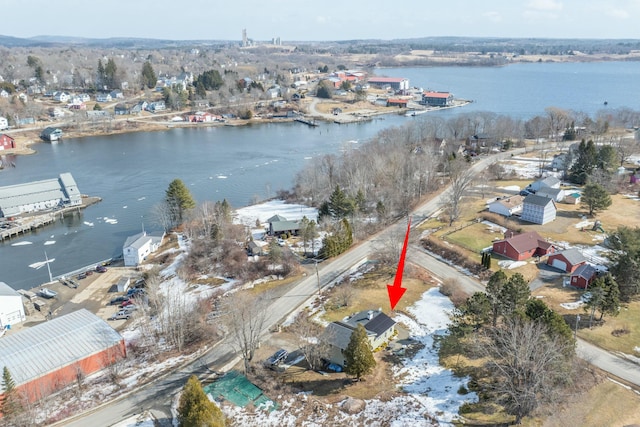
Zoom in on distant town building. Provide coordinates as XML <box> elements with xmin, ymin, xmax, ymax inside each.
<box><xmin>421</xmin><ymin>91</ymin><xmax>453</xmax><ymax>107</ymax></box>
<box><xmin>367</xmin><ymin>77</ymin><xmax>409</xmax><ymax>91</ymax></box>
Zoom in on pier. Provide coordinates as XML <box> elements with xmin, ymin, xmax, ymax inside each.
<box><xmin>0</xmin><ymin>196</ymin><xmax>101</xmax><ymax>241</ymax></box>
<box><xmin>294</xmin><ymin>117</ymin><xmax>318</xmax><ymax>127</ymax></box>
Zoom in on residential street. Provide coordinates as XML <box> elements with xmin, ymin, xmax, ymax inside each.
<box><xmin>59</xmin><ymin>147</ymin><xmax>640</xmax><ymax>426</ymax></box>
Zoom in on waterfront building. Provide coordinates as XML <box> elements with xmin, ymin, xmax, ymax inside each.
<box><xmin>0</xmin><ymin>173</ymin><xmax>81</xmax><ymax>217</ymax></box>
<box><xmin>0</xmin><ymin>281</ymin><xmax>25</xmax><ymax>329</ymax></box>
<box><xmin>123</xmin><ymin>231</ymin><xmax>165</xmax><ymax>266</ymax></box>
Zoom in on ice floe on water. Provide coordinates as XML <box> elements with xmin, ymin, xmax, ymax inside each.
<box><xmin>84</xmin><ymin>221</ymin><xmax>94</xmax><ymax>227</ymax></box>
<box><xmin>103</xmin><ymin>217</ymin><xmax>118</xmax><ymax>225</ymax></box>
<box><xmin>12</xmin><ymin>241</ymin><xmax>32</xmax><ymax>246</ymax></box>
<box><xmin>44</xmin><ymin>241</ymin><xmax>56</xmax><ymax>245</ymax></box>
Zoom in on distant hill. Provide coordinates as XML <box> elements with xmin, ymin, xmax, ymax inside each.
<box><xmin>0</xmin><ymin>34</ymin><xmax>232</xmax><ymax>48</ymax></box>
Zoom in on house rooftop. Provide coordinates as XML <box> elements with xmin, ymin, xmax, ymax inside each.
<box><xmin>524</xmin><ymin>194</ymin><xmax>556</xmax><ymax>207</ymax></box>
<box><xmin>423</xmin><ymin>91</ymin><xmax>451</xmax><ymax>98</ymax></box>
<box><xmin>500</xmin><ymin>231</ymin><xmax>551</xmax><ymax>253</ymax></box>
<box><xmin>572</xmin><ymin>263</ymin><xmax>597</xmax><ymax>279</ymax></box>
<box><xmin>554</xmin><ymin>248</ymin><xmax>587</xmax><ymax>265</ymax></box>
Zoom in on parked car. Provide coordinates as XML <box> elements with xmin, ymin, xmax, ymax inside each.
<box><xmin>108</xmin><ymin>311</ymin><xmax>131</xmax><ymax>321</ymax></box>
<box><xmin>127</xmin><ymin>288</ymin><xmax>145</xmax><ymax>297</ymax></box>
<box><xmin>122</xmin><ymin>304</ymin><xmax>138</xmax><ymax>312</ymax></box>
<box><xmin>96</xmin><ymin>265</ymin><xmax>107</xmax><ymax>273</ymax></box>
<box><xmin>120</xmin><ymin>299</ymin><xmax>136</xmax><ymax>308</ymax></box>
<box><xmin>77</xmin><ymin>272</ymin><xmax>87</xmax><ymax>280</ymax></box>
<box><xmin>267</xmin><ymin>349</ymin><xmax>288</xmax><ymax>366</ymax></box>
<box><xmin>109</xmin><ymin>296</ymin><xmax>129</xmax><ymax>305</ymax></box>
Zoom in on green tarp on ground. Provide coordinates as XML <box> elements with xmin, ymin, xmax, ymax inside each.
<box><xmin>203</xmin><ymin>371</ymin><xmax>277</xmax><ymax>411</ymax></box>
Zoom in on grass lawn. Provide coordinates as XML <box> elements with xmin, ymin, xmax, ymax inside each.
<box><xmin>321</xmin><ymin>266</ymin><xmax>437</xmax><ymax>324</ymax></box>
<box><xmin>444</xmin><ymin>222</ymin><xmax>501</xmax><ymax>253</ymax></box>
<box><xmin>577</xmin><ymin>300</ymin><xmax>640</xmax><ymax>355</ymax></box>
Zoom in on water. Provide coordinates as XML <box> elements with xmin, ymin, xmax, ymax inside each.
<box><xmin>2</xmin><ymin>61</ymin><xmax>640</xmax><ymax>290</ymax></box>
<box><xmin>379</xmin><ymin>61</ymin><xmax>640</xmax><ymax>117</ymax></box>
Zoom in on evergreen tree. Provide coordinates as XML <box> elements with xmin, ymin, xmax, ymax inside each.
<box><xmin>97</xmin><ymin>59</ymin><xmax>105</xmax><ymax>87</ymax></box>
<box><xmin>499</xmin><ymin>273</ymin><xmax>531</xmax><ymax>318</ymax></box>
<box><xmin>581</xmin><ymin>182</ymin><xmax>612</xmax><ymax>216</ymax></box>
<box><xmin>569</xmin><ymin>139</ymin><xmax>598</xmax><ymax>184</ymax></box>
<box><xmin>607</xmin><ymin>226</ymin><xmax>640</xmax><ymax>301</ymax></box>
<box><xmin>177</xmin><ymin>375</ymin><xmax>225</xmax><ymax>427</ymax></box>
<box><xmin>525</xmin><ymin>299</ymin><xmax>573</xmax><ymax>345</ymax></box>
<box><xmin>585</xmin><ymin>274</ymin><xmax>620</xmax><ymax>321</ymax></box>
<box><xmin>165</xmin><ymin>178</ymin><xmax>196</xmax><ymax>226</ymax></box>
<box><xmin>344</xmin><ymin>324</ymin><xmax>376</xmax><ymax>381</ymax></box>
<box><xmin>141</xmin><ymin>61</ymin><xmax>157</xmax><ymax>89</ymax></box>
<box><xmin>104</xmin><ymin>58</ymin><xmax>118</xmax><ymax>89</ymax></box>
<box><xmin>327</xmin><ymin>185</ymin><xmax>355</xmax><ymax>219</ymax></box>
<box><xmin>195</xmin><ymin>70</ymin><xmax>224</xmax><ymax>90</ymax></box>
<box><xmin>1</xmin><ymin>366</ymin><xmax>22</xmax><ymax>421</ymax></box>
<box><xmin>486</xmin><ymin>270</ymin><xmax>508</xmax><ymax>327</ymax></box>
<box><xmin>460</xmin><ymin>292</ymin><xmax>492</xmax><ymax>329</ymax></box>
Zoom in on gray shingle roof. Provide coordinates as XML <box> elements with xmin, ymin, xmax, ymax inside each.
<box><xmin>524</xmin><ymin>194</ymin><xmax>555</xmax><ymax>207</ymax></box>
<box><xmin>572</xmin><ymin>264</ymin><xmax>597</xmax><ymax>279</ymax></box>
<box><xmin>0</xmin><ymin>309</ymin><xmax>123</xmax><ymax>391</ymax></box>
<box><xmin>553</xmin><ymin>248</ymin><xmax>586</xmax><ymax>266</ymax></box>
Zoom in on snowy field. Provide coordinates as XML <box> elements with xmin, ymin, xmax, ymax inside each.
<box><xmin>235</xmin><ymin>200</ymin><xmax>318</xmax><ymax>227</ymax></box>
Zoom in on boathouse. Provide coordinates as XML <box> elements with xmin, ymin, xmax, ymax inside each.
<box><xmin>0</xmin><ymin>173</ymin><xmax>82</xmax><ymax>217</ymax></box>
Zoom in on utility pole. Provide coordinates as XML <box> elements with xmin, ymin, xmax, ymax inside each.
<box><xmin>315</xmin><ymin>260</ymin><xmax>321</xmax><ymax>296</ymax></box>
<box><xmin>574</xmin><ymin>314</ymin><xmax>581</xmax><ymax>340</ymax></box>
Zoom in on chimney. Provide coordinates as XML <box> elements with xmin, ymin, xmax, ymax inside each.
<box><xmin>367</xmin><ymin>310</ymin><xmax>374</xmax><ymax>320</ymax></box>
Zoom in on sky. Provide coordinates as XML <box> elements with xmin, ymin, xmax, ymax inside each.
<box><xmin>3</xmin><ymin>0</ymin><xmax>640</xmax><ymax>41</ymax></box>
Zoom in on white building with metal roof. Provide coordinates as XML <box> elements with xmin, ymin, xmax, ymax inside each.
<box><xmin>123</xmin><ymin>231</ymin><xmax>165</xmax><ymax>266</ymax></box>
<box><xmin>0</xmin><ymin>309</ymin><xmax>125</xmax><ymax>401</ymax></box>
<box><xmin>0</xmin><ymin>281</ymin><xmax>25</xmax><ymax>329</ymax></box>
<box><xmin>0</xmin><ymin>172</ymin><xmax>81</xmax><ymax>217</ymax></box>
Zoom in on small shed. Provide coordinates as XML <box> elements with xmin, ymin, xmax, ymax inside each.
<box><xmin>570</xmin><ymin>264</ymin><xmax>597</xmax><ymax>289</ymax></box>
<box><xmin>564</xmin><ymin>192</ymin><xmax>581</xmax><ymax>204</ymax></box>
<box><xmin>116</xmin><ymin>277</ymin><xmax>130</xmax><ymax>293</ymax></box>
<box><xmin>547</xmin><ymin>248</ymin><xmax>587</xmax><ymax>273</ymax></box>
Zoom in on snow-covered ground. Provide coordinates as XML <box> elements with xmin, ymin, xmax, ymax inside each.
<box><xmin>221</xmin><ymin>287</ymin><xmax>476</xmax><ymax>426</ymax></box>
<box><xmin>235</xmin><ymin>200</ymin><xmax>318</xmax><ymax>228</ymax></box>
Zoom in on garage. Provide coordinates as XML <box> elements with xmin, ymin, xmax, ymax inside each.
<box><xmin>546</xmin><ymin>248</ymin><xmax>587</xmax><ymax>273</ymax></box>
<box><xmin>551</xmin><ymin>258</ymin><xmax>567</xmax><ymax>272</ymax></box>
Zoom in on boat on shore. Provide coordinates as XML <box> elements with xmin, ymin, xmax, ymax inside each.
<box><xmin>39</xmin><ymin>288</ymin><xmax>58</xmax><ymax>299</ymax></box>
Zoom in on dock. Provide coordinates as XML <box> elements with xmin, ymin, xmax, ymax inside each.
<box><xmin>294</xmin><ymin>117</ymin><xmax>318</xmax><ymax>127</ymax></box>
<box><xmin>0</xmin><ymin>196</ymin><xmax>101</xmax><ymax>241</ymax></box>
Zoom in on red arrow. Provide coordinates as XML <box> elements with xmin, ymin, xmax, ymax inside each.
<box><xmin>387</xmin><ymin>218</ymin><xmax>411</xmax><ymax>310</ymax></box>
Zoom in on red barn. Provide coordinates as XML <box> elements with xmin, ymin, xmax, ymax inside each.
<box><xmin>546</xmin><ymin>248</ymin><xmax>587</xmax><ymax>273</ymax></box>
<box><xmin>0</xmin><ymin>309</ymin><xmax>125</xmax><ymax>404</ymax></box>
<box><xmin>0</xmin><ymin>134</ymin><xmax>15</xmax><ymax>150</ymax></box>
<box><xmin>492</xmin><ymin>231</ymin><xmax>554</xmax><ymax>261</ymax></box>
<box><xmin>570</xmin><ymin>264</ymin><xmax>597</xmax><ymax>289</ymax></box>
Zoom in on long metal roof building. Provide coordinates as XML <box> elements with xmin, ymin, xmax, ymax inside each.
<box><xmin>0</xmin><ymin>172</ymin><xmax>81</xmax><ymax>217</ymax></box>
<box><xmin>0</xmin><ymin>309</ymin><xmax>123</xmax><ymax>393</ymax></box>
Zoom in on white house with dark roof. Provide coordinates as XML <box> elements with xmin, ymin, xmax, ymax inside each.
<box><xmin>536</xmin><ymin>186</ymin><xmax>565</xmax><ymax>203</ymax></box>
<box><xmin>521</xmin><ymin>194</ymin><xmax>557</xmax><ymax>224</ymax></box>
<box><xmin>324</xmin><ymin>309</ymin><xmax>396</xmax><ymax>367</ymax></box>
<box><xmin>527</xmin><ymin>176</ymin><xmax>561</xmax><ymax>192</ymax></box>
<box><xmin>123</xmin><ymin>231</ymin><xmax>165</xmax><ymax>266</ymax></box>
<box><xmin>0</xmin><ymin>281</ymin><xmax>25</xmax><ymax>329</ymax></box>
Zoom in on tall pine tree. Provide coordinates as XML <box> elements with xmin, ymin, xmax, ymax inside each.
<box><xmin>177</xmin><ymin>375</ymin><xmax>225</xmax><ymax>427</ymax></box>
<box><xmin>165</xmin><ymin>178</ymin><xmax>196</xmax><ymax>227</ymax></box>
<box><xmin>1</xmin><ymin>366</ymin><xmax>22</xmax><ymax>421</ymax></box>
<box><xmin>344</xmin><ymin>324</ymin><xmax>376</xmax><ymax>381</ymax></box>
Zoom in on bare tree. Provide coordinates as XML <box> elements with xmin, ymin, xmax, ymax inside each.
<box><xmin>334</xmin><ymin>283</ymin><xmax>355</xmax><ymax>308</ymax></box>
<box><xmin>289</xmin><ymin>311</ymin><xmax>330</xmax><ymax>370</ymax></box>
<box><xmin>477</xmin><ymin>318</ymin><xmax>574</xmax><ymax>424</ymax></box>
<box><xmin>613</xmin><ymin>136</ymin><xmax>638</xmax><ymax>166</ymax></box>
<box><xmin>443</xmin><ymin>159</ymin><xmax>476</xmax><ymax>226</ymax></box>
<box><xmin>221</xmin><ymin>291</ymin><xmax>270</xmax><ymax>374</ymax></box>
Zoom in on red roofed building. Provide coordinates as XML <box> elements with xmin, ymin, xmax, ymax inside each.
<box><xmin>422</xmin><ymin>91</ymin><xmax>453</xmax><ymax>107</ymax></box>
<box><xmin>492</xmin><ymin>231</ymin><xmax>555</xmax><ymax>261</ymax></box>
<box><xmin>387</xmin><ymin>98</ymin><xmax>409</xmax><ymax>107</ymax></box>
<box><xmin>0</xmin><ymin>134</ymin><xmax>15</xmax><ymax>150</ymax></box>
<box><xmin>368</xmin><ymin>76</ymin><xmax>409</xmax><ymax>91</ymax></box>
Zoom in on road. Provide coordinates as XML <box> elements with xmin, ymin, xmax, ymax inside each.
<box><xmin>60</xmin><ymin>147</ymin><xmax>640</xmax><ymax>426</ymax></box>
